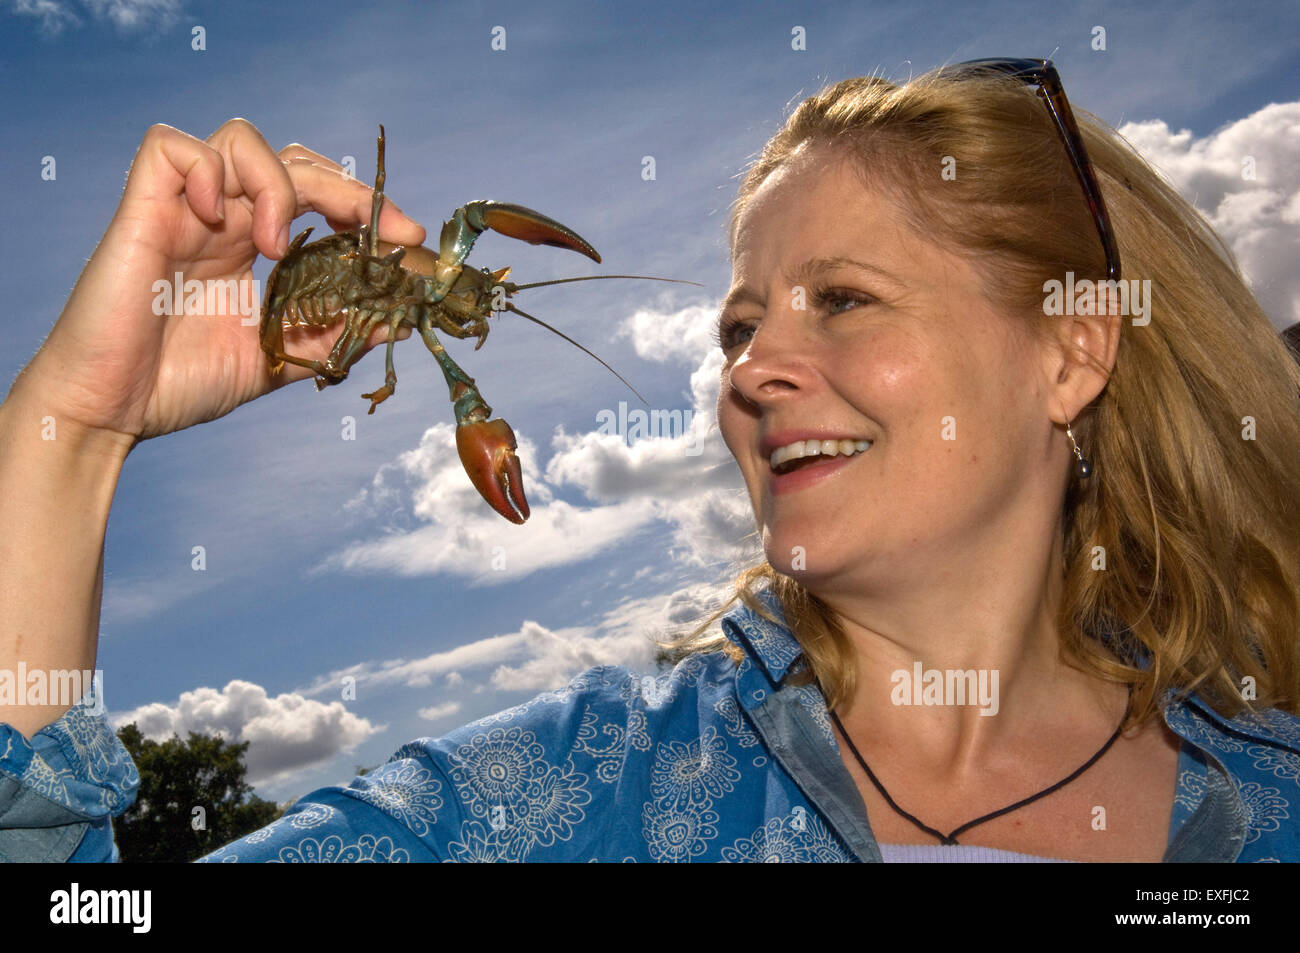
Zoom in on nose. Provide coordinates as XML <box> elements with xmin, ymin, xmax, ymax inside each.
<box><xmin>724</xmin><ymin>309</ymin><xmax>822</xmax><ymax>410</ymax></box>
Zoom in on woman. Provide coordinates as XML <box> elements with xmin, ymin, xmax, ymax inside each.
<box><xmin>1</xmin><ymin>60</ymin><xmax>1297</xmax><ymax>863</ymax></box>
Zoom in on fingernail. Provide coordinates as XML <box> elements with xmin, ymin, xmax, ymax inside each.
<box><xmin>215</xmin><ymin>197</ymin><xmax>225</xmax><ymax>222</ymax></box>
<box><xmin>277</xmin><ymin>224</ymin><xmax>290</xmax><ymax>256</ymax></box>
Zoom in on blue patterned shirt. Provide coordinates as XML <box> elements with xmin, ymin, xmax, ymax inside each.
<box><xmin>2</xmin><ymin>588</ymin><xmax>1298</xmax><ymax>861</ymax></box>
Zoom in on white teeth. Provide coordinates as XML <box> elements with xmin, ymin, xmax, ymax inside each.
<box><xmin>770</xmin><ymin>438</ymin><xmax>873</xmax><ymax>471</ymax></box>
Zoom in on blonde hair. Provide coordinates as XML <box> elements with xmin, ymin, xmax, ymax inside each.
<box><xmin>659</xmin><ymin>65</ymin><xmax>1300</xmax><ymax>730</ymax></box>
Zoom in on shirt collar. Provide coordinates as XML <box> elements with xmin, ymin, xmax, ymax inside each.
<box><xmin>720</xmin><ymin>587</ymin><xmax>806</xmax><ymax>685</ymax></box>
<box><xmin>719</xmin><ymin>587</ymin><xmax>1300</xmax><ymax>754</ymax></box>
<box><xmin>1161</xmin><ymin>686</ymin><xmax>1300</xmax><ymax>753</ymax></box>
<box><xmin>1130</xmin><ymin>645</ymin><xmax>1300</xmax><ymax>752</ymax></box>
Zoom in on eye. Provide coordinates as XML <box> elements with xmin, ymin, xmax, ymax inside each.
<box><xmin>713</xmin><ymin>315</ymin><xmax>755</xmax><ymax>351</ymax></box>
<box><xmin>814</xmin><ymin>287</ymin><xmax>876</xmax><ymax>315</ymax></box>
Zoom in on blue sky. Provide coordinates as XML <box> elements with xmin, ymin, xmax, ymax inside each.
<box><xmin>2</xmin><ymin>0</ymin><xmax>1297</xmax><ymax>801</ymax></box>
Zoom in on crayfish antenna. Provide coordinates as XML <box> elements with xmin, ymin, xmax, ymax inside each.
<box><xmin>508</xmin><ymin>275</ymin><xmax>704</xmax><ymax>292</ymax></box>
<box><xmin>503</xmin><ymin>303</ymin><xmax>649</xmax><ymax>407</ymax></box>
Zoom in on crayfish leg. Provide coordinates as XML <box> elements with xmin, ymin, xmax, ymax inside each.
<box><xmin>363</xmin><ymin>125</ymin><xmax>387</xmax><ymax>258</ymax></box>
<box><xmin>359</xmin><ymin>312</ymin><xmax>406</xmax><ymax>414</ymax></box>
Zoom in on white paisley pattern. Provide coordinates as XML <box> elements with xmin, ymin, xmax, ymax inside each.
<box><xmin>642</xmin><ymin>801</ymin><xmax>720</xmax><ymax>862</ymax></box>
<box><xmin>444</xmin><ymin>820</ymin><xmax>517</xmax><ymax>862</ymax></box>
<box><xmin>715</xmin><ymin>695</ymin><xmax>760</xmax><ymax>748</ymax></box>
<box><xmin>1236</xmin><ymin>782</ymin><xmax>1289</xmax><ymax>844</ymax></box>
<box><xmin>649</xmin><ymin>725</ymin><xmax>740</xmax><ymax>810</ymax></box>
<box><xmin>571</xmin><ymin>704</ymin><xmax>651</xmax><ymax>783</ymax></box>
<box><xmin>350</xmin><ymin>760</ymin><xmax>443</xmax><ymax>837</ymax></box>
<box><xmin>51</xmin><ymin>704</ymin><xmax>138</xmax><ymax>792</ymax></box>
<box><xmin>271</xmin><ymin>834</ymin><xmax>410</xmax><ymax>863</ymax></box>
<box><xmin>289</xmin><ymin>803</ymin><xmax>336</xmax><ymax>830</ymax></box>
<box><xmin>245</xmin><ymin>821</ymin><xmax>283</xmax><ymax>844</ymax></box>
<box><xmin>1173</xmin><ymin>765</ymin><xmax>1208</xmax><ymax>814</ymax></box>
<box><xmin>1244</xmin><ymin>745</ymin><xmax>1300</xmax><ymax>786</ymax></box>
<box><xmin>442</xmin><ymin>724</ymin><xmax>592</xmax><ymax>858</ymax></box>
<box><xmin>722</xmin><ymin>811</ymin><xmax>851</xmax><ymax>862</ymax></box>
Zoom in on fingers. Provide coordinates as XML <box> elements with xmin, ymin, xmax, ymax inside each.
<box><xmin>122</xmin><ymin>124</ymin><xmax>228</xmax><ymax>226</ymax></box>
<box><xmin>205</xmin><ymin>118</ymin><xmax>299</xmax><ymax>261</ymax></box>
<box><xmin>277</xmin><ymin>142</ymin><xmax>343</xmax><ymax>171</ymax></box>
<box><xmin>276</xmin><ymin>142</ymin><xmax>426</xmax><ymax>247</ymax></box>
<box><xmin>122</xmin><ymin>119</ymin><xmax>428</xmax><ymax>266</ymax></box>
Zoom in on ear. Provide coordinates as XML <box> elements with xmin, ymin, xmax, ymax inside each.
<box><xmin>1041</xmin><ymin>281</ymin><xmax>1122</xmax><ymax>426</ymax></box>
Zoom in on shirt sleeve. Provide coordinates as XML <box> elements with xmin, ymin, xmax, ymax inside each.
<box><xmin>0</xmin><ymin>703</ymin><xmax>139</xmax><ymax>863</ymax></box>
<box><xmin>198</xmin><ymin>664</ymin><xmax>644</xmax><ymax>863</ymax></box>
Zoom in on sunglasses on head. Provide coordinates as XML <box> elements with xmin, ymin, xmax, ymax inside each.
<box><xmin>950</xmin><ymin>58</ymin><xmax>1121</xmax><ymax>282</ymax></box>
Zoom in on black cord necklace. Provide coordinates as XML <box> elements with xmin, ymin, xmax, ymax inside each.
<box><xmin>829</xmin><ymin>685</ymin><xmax>1133</xmax><ymax>846</ymax></box>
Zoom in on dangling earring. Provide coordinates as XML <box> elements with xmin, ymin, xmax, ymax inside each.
<box><xmin>1065</xmin><ymin>412</ymin><xmax>1093</xmax><ymax>478</ymax></box>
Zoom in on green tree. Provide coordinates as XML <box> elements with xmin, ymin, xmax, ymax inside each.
<box><xmin>115</xmin><ymin>723</ymin><xmax>285</xmax><ymax>863</ymax></box>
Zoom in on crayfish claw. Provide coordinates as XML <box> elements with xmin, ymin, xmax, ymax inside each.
<box><xmin>456</xmin><ymin>418</ymin><xmax>530</xmax><ymax>524</ymax></box>
<box><xmin>467</xmin><ymin>201</ymin><xmax>602</xmax><ymax>264</ymax></box>
<box><xmin>360</xmin><ymin>384</ymin><xmax>393</xmax><ymax>414</ymax></box>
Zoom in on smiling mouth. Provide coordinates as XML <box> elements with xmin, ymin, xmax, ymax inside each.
<box><xmin>770</xmin><ymin>438</ymin><xmax>873</xmax><ymax>474</ymax></box>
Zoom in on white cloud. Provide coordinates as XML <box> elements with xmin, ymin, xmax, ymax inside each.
<box><xmin>543</xmin><ymin>422</ymin><xmax>730</xmax><ymax>501</ymax></box>
<box><xmin>8</xmin><ymin>0</ymin><xmax>179</xmax><ymax>34</ymax></box>
<box><xmin>111</xmin><ymin>679</ymin><xmax>382</xmax><ymax>786</ymax></box>
<box><xmin>662</xmin><ymin>487</ymin><xmax>762</xmax><ymax>568</ymax></box>
<box><xmin>102</xmin><ymin>573</ymin><xmax>218</xmax><ymax>625</ymax></box>
<box><xmin>1117</xmin><ymin>101</ymin><xmax>1300</xmax><ymax>329</ymax></box>
<box><xmin>82</xmin><ymin>0</ymin><xmax>178</xmax><ymax>30</ymax></box>
<box><xmin>416</xmin><ymin>701</ymin><xmax>461</xmax><ymax>721</ymax></box>
<box><xmin>616</xmin><ymin>303</ymin><xmax>720</xmax><ymax>365</ymax></box>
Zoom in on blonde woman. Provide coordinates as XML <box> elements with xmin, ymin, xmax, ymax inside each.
<box><xmin>2</xmin><ymin>59</ymin><xmax>1297</xmax><ymax>863</ymax></box>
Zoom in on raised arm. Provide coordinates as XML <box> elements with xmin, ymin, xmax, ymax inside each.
<box><xmin>0</xmin><ymin>119</ymin><xmax>426</xmax><ymax>739</ymax></box>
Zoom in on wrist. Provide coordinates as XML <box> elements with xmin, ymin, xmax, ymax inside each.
<box><xmin>1</xmin><ymin>370</ymin><xmax>136</xmax><ymax>475</ymax></box>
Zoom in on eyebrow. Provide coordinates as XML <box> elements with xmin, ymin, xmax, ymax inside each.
<box><xmin>721</xmin><ymin>256</ymin><xmax>906</xmax><ymax>311</ymax></box>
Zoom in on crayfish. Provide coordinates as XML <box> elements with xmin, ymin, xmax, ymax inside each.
<box><xmin>261</xmin><ymin>126</ymin><xmax>686</xmax><ymax>524</ymax></box>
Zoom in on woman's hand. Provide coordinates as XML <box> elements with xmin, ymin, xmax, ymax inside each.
<box><xmin>11</xmin><ymin>117</ymin><xmax>427</xmax><ymax>446</ymax></box>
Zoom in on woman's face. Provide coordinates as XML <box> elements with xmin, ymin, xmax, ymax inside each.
<box><xmin>717</xmin><ymin>144</ymin><xmax>1060</xmax><ymax>596</ymax></box>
